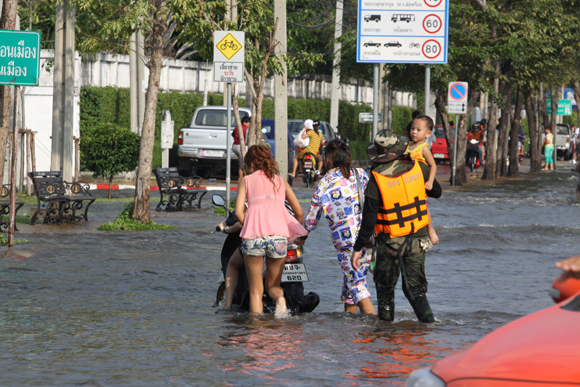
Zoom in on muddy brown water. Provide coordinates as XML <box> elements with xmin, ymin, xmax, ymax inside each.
<box><xmin>1</xmin><ymin>170</ymin><xmax>578</xmax><ymax>386</ymax></box>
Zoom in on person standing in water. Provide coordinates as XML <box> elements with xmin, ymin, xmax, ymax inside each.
<box><xmin>300</xmin><ymin>140</ymin><xmax>376</xmax><ymax>314</ymax></box>
<box><xmin>235</xmin><ymin>145</ymin><xmax>307</xmax><ymax>315</ymax></box>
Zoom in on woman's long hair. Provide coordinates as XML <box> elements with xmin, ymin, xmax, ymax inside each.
<box><xmin>324</xmin><ymin>139</ymin><xmax>352</xmax><ymax>179</ymax></box>
<box><xmin>244</xmin><ymin>144</ymin><xmax>280</xmax><ymax>187</ymax></box>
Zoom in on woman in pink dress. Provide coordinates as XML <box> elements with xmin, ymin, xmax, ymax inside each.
<box><xmin>235</xmin><ymin>145</ymin><xmax>307</xmax><ymax>315</ymax></box>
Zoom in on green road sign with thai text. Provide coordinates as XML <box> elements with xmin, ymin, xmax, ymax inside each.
<box><xmin>547</xmin><ymin>99</ymin><xmax>572</xmax><ymax>116</ymax></box>
<box><xmin>0</xmin><ymin>30</ymin><xmax>41</xmax><ymax>86</ymax></box>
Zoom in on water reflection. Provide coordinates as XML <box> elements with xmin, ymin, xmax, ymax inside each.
<box><xmin>215</xmin><ymin>317</ymin><xmax>305</xmax><ymax>381</ymax></box>
<box><xmin>352</xmin><ymin>324</ymin><xmax>471</xmax><ymax>384</ymax></box>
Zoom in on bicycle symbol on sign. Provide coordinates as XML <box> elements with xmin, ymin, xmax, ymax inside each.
<box><xmin>220</xmin><ymin>40</ymin><xmax>239</xmax><ymax>51</ymax></box>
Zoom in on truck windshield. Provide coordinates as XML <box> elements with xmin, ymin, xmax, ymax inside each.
<box><xmin>194</xmin><ymin>110</ymin><xmax>250</xmax><ymax>127</ymax></box>
<box><xmin>557</xmin><ymin>125</ymin><xmax>569</xmax><ymax>135</ymax></box>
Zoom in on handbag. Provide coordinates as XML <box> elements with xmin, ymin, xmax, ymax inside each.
<box><xmin>295</xmin><ymin>128</ymin><xmax>310</xmax><ymax>148</ymax></box>
<box><xmin>354</xmin><ymin>168</ymin><xmax>376</xmax><ymax>249</ymax></box>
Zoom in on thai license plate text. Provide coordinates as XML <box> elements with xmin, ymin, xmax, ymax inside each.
<box><xmin>282</xmin><ymin>263</ymin><xmax>309</xmax><ymax>282</ymax></box>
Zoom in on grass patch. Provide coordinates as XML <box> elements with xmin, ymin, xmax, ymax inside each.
<box><xmin>98</xmin><ymin>202</ymin><xmax>177</xmax><ymax>231</ymax></box>
<box><xmin>212</xmin><ymin>199</ymin><xmax>235</xmax><ymax>216</ymax></box>
<box><xmin>94</xmin><ymin>197</ymin><xmax>161</xmax><ymax>203</ymax></box>
<box><xmin>0</xmin><ymin>233</ymin><xmax>28</xmax><ymax>245</ymax></box>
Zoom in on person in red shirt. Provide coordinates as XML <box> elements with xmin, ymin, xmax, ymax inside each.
<box><xmin>232</xmin><ymin>116</ymin><xmax>250</xmax><ymax>180</ymax></box>
<box><xmin>467</xmin><ymin>122</ymin><xmax>484</xmax><ymax>164</ymax></box>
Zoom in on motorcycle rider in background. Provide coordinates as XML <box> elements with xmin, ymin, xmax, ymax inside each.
<box><xmin>290</xmin><ymin>119</ymin><xmax>323</xmax><ymax>178</ymax></box>
<box><xmin>467</xmin><ymin>122</ymin><xmax>484</xmax><ymax>165</ymax></box>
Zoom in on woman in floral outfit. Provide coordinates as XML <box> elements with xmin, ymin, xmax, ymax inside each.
<box><xmin>300</xmin><ymin>140</ymin><xmax>375</xmax><ymax>314</ymax></box>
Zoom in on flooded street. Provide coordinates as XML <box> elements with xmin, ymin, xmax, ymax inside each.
<box><xmin>1</xmin><ymin>170</ymin><xmax>578</xmax><ymax>386</ymax></box>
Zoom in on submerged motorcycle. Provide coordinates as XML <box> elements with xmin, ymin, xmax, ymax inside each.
<box><xmin>212</xmin><ymin>195</ymin><xmax>320</xmax><ymax>314</ymax></box>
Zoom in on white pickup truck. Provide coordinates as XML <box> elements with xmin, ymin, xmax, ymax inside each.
<box><xmin>177</xmin><ymin>106</ymin><xmax>251</xmax><ymax>176</ymax></box>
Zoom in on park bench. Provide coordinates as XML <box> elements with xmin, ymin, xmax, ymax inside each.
<box><xmin>153</xmin><ymin>167</ymin><xmax>207</xmax><ymax>211</ymax></box>
<box><xmin>0</xmin><ymin>185</ymin><xmax>25</xmax><ymax>232</ymax></box>
<box><xmin>29</xmin><ymin>171</ymin><xmax>96</xmax><ymax>225</ymax></box>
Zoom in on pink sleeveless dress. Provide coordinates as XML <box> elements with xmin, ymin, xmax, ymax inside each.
<box><xmin>240</xmin><ymin>171</ymin><xmax>307</xmax><ymax>242</ymax></box>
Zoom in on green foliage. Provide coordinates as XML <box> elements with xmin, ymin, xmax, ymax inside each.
<box><xmin>80</xmin><ymin>86</ymin><xmax>232</xmax><ymax>168</ymax></box>
<box><xmin>349</xmin><ymin>140</ymin><xmax>370</xmax><ymax>161</ymax></box>
<box><xmin>98</xmin><ymin>202</ymin><xmax>177</xmax><ymax>231</ymax></box>
<box><xmin>212</xmin><ymin>199</ymin><xmax>235</xmax><ymax>216</ymax></box>
<box><xmin>80</xmin><ymin>122</ymin><xmax>140</xmax><ymax>179</ymax></box>
<box><xmin>0</xmin><ymin>234</ymin><xmax>28</xmax><ymax>245</ymax></box>
<box><xmin>80</xmin><ymin>87</ymin><xmax>397</xmax><ymax>154</ymax></box>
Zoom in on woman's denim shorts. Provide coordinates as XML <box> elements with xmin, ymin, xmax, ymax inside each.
<box><xmin>241</xmin><ymin>236</ymin><xmax>288</xmax><ymax>259</ymax></box>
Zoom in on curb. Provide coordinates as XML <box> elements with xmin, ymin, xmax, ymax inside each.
<box><xmin>89</xmin><ymin>184</ymin><xmax>238</xmax><ymax>191</ymax></box>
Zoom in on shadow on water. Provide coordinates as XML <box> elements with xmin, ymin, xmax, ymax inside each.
<box><xmin>0</xmin><ymin>171</ymin><xmax>577</xmax><ymax>385</ymax></box>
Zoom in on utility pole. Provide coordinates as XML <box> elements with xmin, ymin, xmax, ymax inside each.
<box><xmin>329</xmin><ymin>0</ymin><xmax>343</xmax><ymax>131</ymax></box>
<box><xmin>130</xmin><ymin>32</ymin><xmax>145</xmax><ymax>135</ymax></box>
<box><xmin>51</xmin><ymin>0</ymin><xmax>75</xmax><ymax>183</ymax></box>
<box><xmin>372</xmin><ymin>64</ymin><xmax>379</xmax><ymax>139</ymax></box>
<box><xmin>223</xmin><ymin>0</ymin><xmax>237</xmax><ymax>107</ymax></box>
<box><xmin>274</xmin><ymin>0</ymin><xmax>288</xmax><ymax>180</ymax></box>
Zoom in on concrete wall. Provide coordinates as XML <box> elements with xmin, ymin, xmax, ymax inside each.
<box><xmin>81</xmin><ymin>52</ymin><xmax>415</xmax><ymax>107</ymax></box>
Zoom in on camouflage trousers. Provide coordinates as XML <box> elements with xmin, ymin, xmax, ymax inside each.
<box><xmin>373</xmin><ymin>233</ymin><xmax>435</xmax><ymax>323</ymax></box>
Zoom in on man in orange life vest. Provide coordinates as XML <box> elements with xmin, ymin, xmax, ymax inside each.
<box><xmin>352</xmin><ymin>126</ymin><xmax>442</xmax><ymax>323</ymax></box>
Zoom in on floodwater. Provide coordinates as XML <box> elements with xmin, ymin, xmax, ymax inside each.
<box><xmin>1</xmin><ymin>170</ymin><xmax>578</xmax><ymax>386</ymax></box>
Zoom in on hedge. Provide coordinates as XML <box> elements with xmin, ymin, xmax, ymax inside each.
<box><xmin>79</xmin><ymin>86</ymin><xmax>416</xmax><ymax>167</ymax></box>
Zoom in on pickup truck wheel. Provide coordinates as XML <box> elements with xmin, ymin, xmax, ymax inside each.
<box><xmin>565</xmin><ymin>150</ymin><xmax>572</xmax><ymax>161</ymax></box>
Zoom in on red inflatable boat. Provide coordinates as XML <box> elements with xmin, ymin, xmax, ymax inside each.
<box><xmin>406</xmin><ymin>274</ymin><xmax>580</xmax><ymax>386</ymax></box>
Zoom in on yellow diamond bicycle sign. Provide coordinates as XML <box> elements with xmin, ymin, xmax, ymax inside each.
<box><xmin>213</xmin><ymin>31</ymin><xmax>245</xmax><ymax>83</ymax></box>
<box><xmin>216</xmin><ymin>33</ymin><xmax>242</xmax><ymax>60</ymax></box>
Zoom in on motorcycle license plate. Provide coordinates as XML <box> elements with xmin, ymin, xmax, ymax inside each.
<box><xmin>434</xmin><ymin>153</ymin><xmax>445</xmax><ymax>158</ymax></box>
<box><xmin>282</xmin><ymin>263</ymin><xmax>309</xmax><ymax>282</ymax></box>
<box><xmin>304</xmin><ymin>161</ymin><xmax>313</xmax><ymax>168</ymax></box>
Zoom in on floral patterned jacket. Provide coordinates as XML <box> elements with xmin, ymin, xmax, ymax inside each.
<box><xmin>303</xmin><ymin>167</ymin><xmax>368</xmax><ymax>249</ymax></box>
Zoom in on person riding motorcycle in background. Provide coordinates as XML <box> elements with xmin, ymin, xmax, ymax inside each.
<box><xmin>290</xmin><ymin>119</ymin><xmax>323</xmax><ymax>178</ymax></box>
<box><xmin>312</xmin><ymin>120</ymin><xmax>325</xmax><ymax>169</ymax></box>
<box><xmin>467</xmin><ymin>122</ymin><xmax>484</xmax><ymax>165</ymax></box>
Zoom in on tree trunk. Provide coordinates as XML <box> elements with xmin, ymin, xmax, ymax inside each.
<box><xmin>456</xmin><ymin>91</ymin><xmax>479</xmax><ymax>183</ymax></box>
<box><xmin>539</xmin><ymin>84</ymin><xmax>549</xmax><ymax>128</ymax></box>
<box><xmin>482</xmin><ymin>67</ymin><xmax>500</xmax><ymax>180</ymax></box>
<box><xmin>433</xmin><ymin>91</ymin><xmax>452</xmax><ymax>158</ymax></box>
<box><xmin>508</xmin><ymin>89</ymin><xmax>523</xmax><ymax>176</ymax></box>
<box><xmin>133</xmin><ymin>1</ymin><xmax>168</xmax><ymax>222</ymax></box>
<box><xmin>495</xmin><ymin>83</ymin><xmax>512</xmax><ymax>177</ymax></box>
<box><xmin>231</xmin><ymin>84</ymin><xmax>246</xmax><ymax>163</ymax></box>
<box><xmin>0</xmin><ymin>0</ymin><xmax>19</xmax><ymax>185</ymax></box>
<box><xmin>574</xmin><ymin>79</ymin><xmax>580</xmax><ymax>128</ymax></box>
<box><xmin>550</xmin><ymin>84</ymin><xmax>558</xmax><ymax>166</ymax></box>
<box><xmin>525</xmin><ymin>87</ymin><xmax>541</xmax><ymax>173</ymax></box>
<box><xmin>108</xmin><ymin>173</ymin><xmax>113</xmax><ymax>199</ymax></box>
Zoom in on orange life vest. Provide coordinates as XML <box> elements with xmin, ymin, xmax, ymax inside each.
<box><xmin>373</xmin><ymin>161</ymin><xmax>429</xmax><ymax>237</ymax></box>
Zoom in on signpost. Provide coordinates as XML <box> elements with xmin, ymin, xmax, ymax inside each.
<box><xmin>160</xmin><ymin>111</ymin><xmax>174</xmax><ymax>168</ymax></box>
<box><xmin>356</xmin><ymin>0</ymin><xmax>449</xmax><ymax>133</ymax></box>
<box><xmin>447</xmin><ymin>81</ymin><xmax>468</xmax><ymax>186</ymax></box>
<box><xmin>0</xmin><ymin>30</ymin><xmax>41</xmax><ymax>247</ymax></box>
<box><xmin>213</xmin><ymin>31</ymin><xmax>244</xmax><ymax>205</ymax></box>
<box><xmin>356</xmin><ymin>0</ymin><xmax>449</xmax><ymax>64</ymax></box>
<box><xmin>547</xmin><ymin>99</ymin><xmax>572</xmax><ymax>116</ymax></box>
